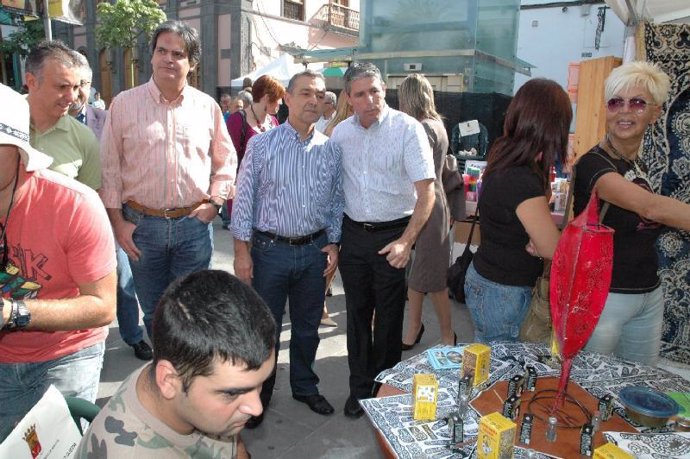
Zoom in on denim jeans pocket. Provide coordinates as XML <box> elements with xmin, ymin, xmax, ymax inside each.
<box><xmin>251</xmin><ymin>234</ymin><xmax>275</xmax><ymax>253</ymax></box>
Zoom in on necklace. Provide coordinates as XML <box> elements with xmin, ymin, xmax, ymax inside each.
<box><xmin>605</xmin><ymin>134</ymin><xmax>645</xmax><ymax>177</ymax></box>
<box><xmin>250</xmin><ymin>105</ymin><xmax>267</xmax><ymax>132</ymax></box>
<box><xmin>605</xmin><ymin>134</ymin><xmax>637</xmax><ymax>165</ymax></box>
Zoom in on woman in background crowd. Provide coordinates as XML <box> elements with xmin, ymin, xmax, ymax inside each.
<box><xmin>574</xmin><ymin>61</ymin><xmax>690</xmax><ymax>365</ymax></box>
<box><xmin>464</xmin><ymin>78</ymin><xmax>572</xmax><ymax>343</ymax></box>
<box><xmin>226</xmin><ymin>75</ymin><xmax>285</xmax><ymax>165</ymax></box>
<box><xmin>399</xmin><ymin>73</ymin><xmax>455</xmax><ymax>348</ymax></box>
<box><xmin>319</xmin><ymin>91</ymin><xmax>353</xmax><ymax>327</ymax></box>
<box><xmin>324</xmin><ymin>93</ymin><xmax>353</xmax><ymax>137</ymax></box>
<box><xmin>224</xmin><ymin>76</ymin><xmax>285</xmax><ymax>228</ymax></box>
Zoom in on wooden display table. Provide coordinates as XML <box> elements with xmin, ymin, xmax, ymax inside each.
<box><xmin>470</xmin><ymin>377</ymin><xmax>636</xmax><ymax>458</ymax></box>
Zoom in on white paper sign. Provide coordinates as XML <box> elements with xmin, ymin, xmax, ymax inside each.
<box><xmin>458</xmin><ymin>119</ymin><xmax>480</xmax><ymax>137</ymax></box>
<box><xmin>0</xmin><ymin>385</ymin><xmax>82</xmax><ymax>458</ymax></box>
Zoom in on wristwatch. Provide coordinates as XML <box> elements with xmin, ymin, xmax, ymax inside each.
<box><xmin>209</xmin><ymin>197</ymin><xmax>224</xmax><ymax>214</ymax></box>
<box><xmin>5</xmin><ymin>299</ymin><xmax>31</xmax><ymax>331</ymax></box>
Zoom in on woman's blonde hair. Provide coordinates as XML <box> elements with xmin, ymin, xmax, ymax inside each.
<box><xmin>324</xmin><ymin>92</ymin><xmax>353</xmax><ymax>137</ymax></box>
<box><xmin>398</xmin><ymin>73</ymin><xmax>441</xmax><ymax>122</ymax></box>
<box><xmin>605</xmin><ymin>61</ymin><xmax>670</xmax><ymax>105</ymax></box>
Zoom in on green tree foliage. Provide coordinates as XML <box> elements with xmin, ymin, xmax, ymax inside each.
<box><xmin>0</xmin><ymin>19</ymin><xmax>45</xmax><ymax>58</ymax></box>
<box><xmin>95</xmin><ymin>0</ymin><xmax>166</xmax><ymax>51</ymax></box>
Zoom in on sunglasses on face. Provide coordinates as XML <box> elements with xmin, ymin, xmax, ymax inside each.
<box><xmin>606</xmin><ymin>97</ymin><xmax>654</xmax><ymax>114</ymax></box>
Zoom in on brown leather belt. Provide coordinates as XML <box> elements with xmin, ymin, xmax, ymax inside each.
<box><xmin>126</xmin><ymin>200</ymin><xmax>206</xmax><ymax>219</ymax></box>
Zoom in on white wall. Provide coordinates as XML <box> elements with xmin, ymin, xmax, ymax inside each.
<box><xmin>514</xmin><ymin>1</ymin><xmax>626</xmax><ymax>93</ymax></box>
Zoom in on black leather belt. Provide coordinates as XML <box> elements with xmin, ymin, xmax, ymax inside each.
<box><xmin>344</xmin><ymin>215</ymin><xmax>411</xmax><ymax>232</ymax></box>
<box><xmin>256</xmin><ymin>229</ymin><xmax>325</xmax><ymax>245</ymax></box>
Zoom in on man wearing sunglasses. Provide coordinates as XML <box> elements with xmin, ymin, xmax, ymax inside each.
<box><xmin>0</xmin><ymin>83</ymin><xmax>116</xmax><ymax>441</ymax></box>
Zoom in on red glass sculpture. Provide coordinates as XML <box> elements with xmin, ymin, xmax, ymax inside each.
<box><xmin>549</xmin><ymin>191</ymin><xmax>614</xmax><ymax>410</ymax></box>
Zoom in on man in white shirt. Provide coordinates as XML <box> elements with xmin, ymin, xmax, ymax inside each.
<box><xmin>329</xmin><ymin>63</ymin><xmax>435</xmax><ymax>418</ymax></box>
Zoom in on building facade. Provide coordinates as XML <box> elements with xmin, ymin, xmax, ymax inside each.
<box><xmin>53</xmin><ymin>0</ymin><xmax>359</xmax><ymax>104</ymax></box>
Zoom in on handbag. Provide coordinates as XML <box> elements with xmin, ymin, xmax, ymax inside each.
<box><xmin>442</xmin><ymin>154</ymin><xmax>466</xmax><ymax>222</ymax></box>
<box><xmin>519</xmin><ymin>261</ymin><xmax>553</xmax><ymax>343</ymax></box>
<box><xmin>519</xmin><ymin>167</ymin><xmax>611</xmax><ymax>343</ymax></box>
<box><xmin>446</xmin><ymin>207</ymin><xmax>479</xmax><ymax>303</ymax></box>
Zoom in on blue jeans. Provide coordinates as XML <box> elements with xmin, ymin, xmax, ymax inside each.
<box><xmin>585</xmin><ymin>286</ymin><xmax>663</xmax><ymax>365</ymax></box>
<box><xmin>464</xmin><ymin>262</ymin><xmax>532</xmax><ymax>343</ymax></box>
<box><xmin>220</xmin><ymin>201</ymin><xmax>231</xmax><ymax>227</ymax></box>
<box><xmin>123</xmin><ymin>205</ymin><xmax>213</xmax><ymax>338</ymax></box>
<box><xmin>251</xmin><ymin>231</ymin><xmax>327</xmax><ymax>401</ymax></box>
<box><xmin>0</xmin><ymin>342</ymin><xmax>105</xmax><ymax>441</ymax></box>
<box><xmin>116</xmin><ymin>244</ymin><xmax>144</xmax><ymax>344</ymax></box>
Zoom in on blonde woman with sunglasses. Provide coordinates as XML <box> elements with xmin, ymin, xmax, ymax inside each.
<box><xmin>573</xmin><ymin>61</ymin><xmax>690</xmax><ymax>365</ymax></box>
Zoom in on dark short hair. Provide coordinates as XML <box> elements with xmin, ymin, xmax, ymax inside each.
<box><xmin>286</xmin><ymin>69</ymin><xmax>324</xmax><ymax>94</ymax></box>
<box><xmin>343</xmin><ymin>62</ymin><xmax>382</xmax><ymax>95</ymax></box>
<box><xmin>252</xmin><ymin>74</ymin><xmax>286</xmax><ymax>103</ymax></box>
<box><xmin>483</xmin><ymin>78</ymin><xmax>572</xmax><ymax>190</ymax></box>
<box><xmin>150</xmin><ymin>20</ymin><xmax>201</xmax><ymax>67</ymax></box>
<box><xmin>25</xmin><ymin>40</ymin><xmax>80</xmax><ymax>81</ymax></box>
<box><xmin>152</xmin><ymin>270</ymin><xmax>276</xmax><ymax>392</ymax></box>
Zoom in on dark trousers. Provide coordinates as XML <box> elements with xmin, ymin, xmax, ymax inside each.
<box><xmin>251</xmin><ymin>231</ymin><xmax>328</xmax><ymax>407</ymax></box>
<box><xmin>339</xmin><ymin>217</ymin><xmax>407</xmax><ymax>399</ymax></box>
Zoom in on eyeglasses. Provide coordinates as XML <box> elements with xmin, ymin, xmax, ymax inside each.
<box><xmin>606</xmin><ymin>97</ymin><xmax>654</xmax><ymax>114</ymax></box>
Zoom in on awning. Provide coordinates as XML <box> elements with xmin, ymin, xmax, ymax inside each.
<box><xmin>605</xmin><ymin>0</ymin><xmax>690</xmax><ymax>24</ymax></box>
<box><xmin>231</xmin><ymin>54</ymin><xmax>322</xmax><ymax>88</ymax></box>
<box><xmin>322</xmin><ymin>66</ymin><xmax>347</xmax><ymax>78</ymax></box>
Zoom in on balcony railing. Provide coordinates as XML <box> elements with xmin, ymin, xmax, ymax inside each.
<box><xmin>315</xmin><ymin>3</ymin><xmax>359</xmax><ymax>33</ymax></box>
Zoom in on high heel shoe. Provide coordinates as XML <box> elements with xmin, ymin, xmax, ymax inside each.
<box><xmin>401</xmin><ymin>324</ymin><xmax>425</xmax><ymax>351</ymax></box>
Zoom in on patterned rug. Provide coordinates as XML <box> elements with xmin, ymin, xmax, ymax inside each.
<box><xmin>640</xmin><ymin>22</ymin><xmax>690</xmax><ymax>363</ymax></box>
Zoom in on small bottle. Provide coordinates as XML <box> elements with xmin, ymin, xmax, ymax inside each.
<box><xmin>591</xmin><ymin>410</ymin><xmax>602</xmax><ymax>433</ymax></box>
<box><xmin>546</xmin><ymin>416</ymin><xmax>558</xmax><ymax>442</ymax></box>
<box><xmin>456</xmin><ymin>392</ymin><xmax>469</xmax><ymax>417</ymax></box>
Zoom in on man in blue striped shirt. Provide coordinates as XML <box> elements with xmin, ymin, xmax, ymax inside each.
<box><xmin>230</xmin><ymin>70</ymin><xmax>344</xmax><ymax>428</ymax></box>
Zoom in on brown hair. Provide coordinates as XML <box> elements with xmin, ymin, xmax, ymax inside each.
<box><xmin>252</xmin><ymin>75</ymin><xmax>286</xmax><ymax>103</ymax></box>
<box><xmin>483</xmin><ymin>78</ymin><xmax>572</xmax><ymax>190</ymax></box>
<box><xmin>398</xmin><ymin>73</ymin><xmax>441</xmax><ymax>122</ymax></box>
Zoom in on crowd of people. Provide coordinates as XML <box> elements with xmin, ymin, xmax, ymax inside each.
<box><xmin>0</xmin><ymin>16</ymin><xmax>682</xmax><ymax>459</ymax></box>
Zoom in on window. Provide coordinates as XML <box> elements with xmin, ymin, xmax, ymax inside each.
<box><xmin>283</xmin><ymin>0</ymin><xmax>304</xmax><ymax>21</ymax></box>
<box><xmin>333</xmin><ymin>0</ymin><xmax>349</xmax><ymax>6</ymax></box>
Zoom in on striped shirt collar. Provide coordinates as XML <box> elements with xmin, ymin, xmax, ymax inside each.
<box><xmin>281</xmin><ymin>119</ymin><xmax>320</xmax><ymax>143</ymax></box>
<box><xmin>146</xmin><ymin>77</ymin><xmax>189</xmax><ymax>105</ymax></box>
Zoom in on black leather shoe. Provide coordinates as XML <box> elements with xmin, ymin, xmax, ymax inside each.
<box><xmin>244</xmin><ymin>412</ymin><xmax>264</xmax><ymax>429</ymax></box>
<box><xmin>132</xmin><ymin>341</ymin><xmax>153</xmax><ymax>361</ymax></box>
<box><xmin>343</xmin><ymin>395</ymin><xmax>364</xmax><ymax>419</ymax></box>
<box><xmin>292</xmin><ymin>394</ymin><xmax>334</xmax><ymax>415</ymax></box>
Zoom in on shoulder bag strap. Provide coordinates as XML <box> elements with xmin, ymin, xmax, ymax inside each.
<box><xmin>465</xmin><ymin>206</ymin><xmax>479</xmax><ymax>246</ymax></box>
<box><xmin>589</xmin><ymin>148</ymin><xmax>617</xmax><ymax>224</ymax></box>
<box><xmin>560</xmin><ymin>166</ymin><xmax>576</xmax><ymax>230</ymax></box>
<box><xmin>239</xmin><ymin>110</ymin><xmax>248</xmax><ymax>155</ymax></box>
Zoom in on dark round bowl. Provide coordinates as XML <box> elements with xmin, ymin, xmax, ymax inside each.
<box><xmin>619</xmin><ymin>386</ymin><xmax>680</xmax><ymax>428</ymax></box>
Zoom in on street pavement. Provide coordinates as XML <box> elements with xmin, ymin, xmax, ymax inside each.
<box><xmin>97</xmin><ymin>218</ymin><xmax>475</xmax><ymax>458</ymax></box>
